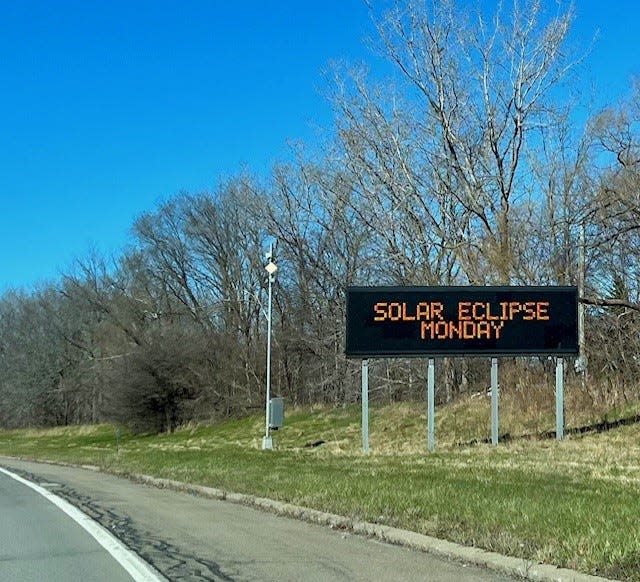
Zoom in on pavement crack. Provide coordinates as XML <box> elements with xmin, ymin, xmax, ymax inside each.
<box><xmin>9</xmin><ymin>468</ymin><xmax>235</xmax><ymax>581</ymax></box>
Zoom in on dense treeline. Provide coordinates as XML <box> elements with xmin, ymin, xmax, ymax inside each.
<box><xmin>2</xmin><ymin>0</ymin><xmax>640</xmax><ymax>432</ymax></box>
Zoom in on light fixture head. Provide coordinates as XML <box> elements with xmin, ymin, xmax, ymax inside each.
<box><xmin>265</xmin><ymin>261</ymin><xmax>278</xmax><ymax>275</ymax></box>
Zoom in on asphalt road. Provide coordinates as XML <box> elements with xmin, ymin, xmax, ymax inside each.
<box><xmin>0</xmin><ymin>458</ymin><xmax>515</xmax><ymax>581</ymax></box>
<box><xmin>0</xmin><ymin>467</ymin><xmax>142</xmax><ymax>582</ymax></box>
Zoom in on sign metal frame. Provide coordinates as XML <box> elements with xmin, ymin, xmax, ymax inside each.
<box><xmin>346</xmin><ymin>285</ymin><xmax>579</xmax><ymax>358</ymax></box>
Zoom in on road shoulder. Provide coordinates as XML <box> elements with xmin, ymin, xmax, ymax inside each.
<box><xmin>0</xmin><ymin>456</ymin><xmax>610</xmax><ymax>582</ymax></box>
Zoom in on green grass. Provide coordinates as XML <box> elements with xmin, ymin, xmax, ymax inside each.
<box><xmin>1</xmin><ymin>398</ymin><xmax>640</xmax><ymax>580</ymax></box>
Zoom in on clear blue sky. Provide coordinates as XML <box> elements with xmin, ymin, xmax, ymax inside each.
<box><xmin>0</xmin><ymin>1</ymin><xmax>638</xmax><ymax>292</ymax></box>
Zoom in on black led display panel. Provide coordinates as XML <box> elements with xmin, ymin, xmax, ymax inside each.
<box><xmin>346</xmin><ymin>286</ymin><xmax>578</xmax><ymax>357</ymax></box>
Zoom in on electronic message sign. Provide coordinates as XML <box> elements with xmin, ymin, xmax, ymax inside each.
<box><xmin>346</xmin><ymin>286</ymin><xmax>578</xmax><ymax>357</ymax></box>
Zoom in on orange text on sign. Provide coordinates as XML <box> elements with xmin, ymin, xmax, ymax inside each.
<box><xmin>372</xmin><ymin>299</ymin><xmax>553</xmax><ymax>342</ymax></box>
<box><xmin>373</xmin><ymin>302</ymin><xmax>444</xmax><ymax>322</ymax></box>
<box><xmin>457</xmin><ymin>301</ymin><xmax>549</xmax><ymax>321</ymax></box>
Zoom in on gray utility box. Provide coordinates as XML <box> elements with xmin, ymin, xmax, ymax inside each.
<box><xmin>269</xmin><ymin>398</ymin><xmax>284</xmax><ymax>430</ymax></box>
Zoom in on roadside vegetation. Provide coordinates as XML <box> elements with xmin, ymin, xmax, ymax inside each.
<box><xmin>2</xmin><ymin>1</ymin><xmax>640</xmax><ymax>578</ymax></box>
<box><xmin>2</xmin><ymin>0</ymin><xmax>640</xmax><ymax>438</ymax></box>
<box><xmin>2</xmin><ymin>396</ymin><xmax>640</xmax><ymax>581</ymax></box>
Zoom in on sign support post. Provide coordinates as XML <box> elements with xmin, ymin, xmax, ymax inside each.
<box><xmin>556</xmin><ymin>357</ymin><xmax>564</xmax><ymax>441</ymax></box>
<box><xmin>491</xmin><ymin>358</ymin><xmax>499</xmax><ymax>445</ymax></box>
<box><xmin>427</xmin><ymin>358</ymin><xmax>435</xmax><ymax>452</ymax></box>
<box><xmin>362</xmin><ymin>359</ymin><xmax>369</xmax><ymax>453</ymax></box>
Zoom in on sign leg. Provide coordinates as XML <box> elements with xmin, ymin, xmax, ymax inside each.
<box><xmin>491</xmin><ymin>358</ymin><xmax>499</xmax><ymax>445</ymax></box>
<box><xmin>427</xmin><ymin>358</ymin><xmax>435</xmax><ymax>452</ymax></box>
<box><xmin>556</xmin><ymin>357</ymin><xmax>564</xmax><ymax>441</ymax></box>
<box><xmin>362</xmin><ymin>359</ymin><xmax>369</xmax><ymax>454</ymax></box>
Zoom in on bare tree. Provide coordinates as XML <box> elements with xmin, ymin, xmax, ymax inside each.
<box><xmin>243</xmin><ymin>154</ymin><xmax>375</xmax><ymax>405</ymax></box>
<box><xmin>355</xmin><ymin>0</ymin><xmax>579</xmax><ymax>283</ymax></box>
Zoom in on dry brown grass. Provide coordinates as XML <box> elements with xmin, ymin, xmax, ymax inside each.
<box><xmin>3</xmin><ymin>394</ymin><xmax>640</xmax><ymax>579</ymax></box>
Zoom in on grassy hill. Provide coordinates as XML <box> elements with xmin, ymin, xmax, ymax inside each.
<box><xmin>1</xmin><ymin>395</ymin><xmax>639</xmax><ymax>580</ymax></box>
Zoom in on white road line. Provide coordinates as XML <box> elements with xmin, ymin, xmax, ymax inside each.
<box><xmin>0</xmin><ymin>466</ymin><xmax>163</xmax><ymax>582</ymax></box>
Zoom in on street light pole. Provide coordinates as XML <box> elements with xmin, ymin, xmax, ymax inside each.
<box><xmin>262</xmin><ymin>243</ymin><xmax>277</xmax><ymax>450</ymax></box>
